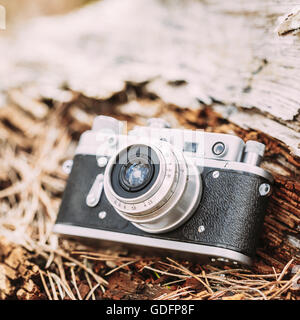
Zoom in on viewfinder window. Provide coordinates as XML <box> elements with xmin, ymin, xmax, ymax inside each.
<box><xmin>183</xmin><ymin>142</ymin><xmax>198</xmax><ymax>153</ymax></box>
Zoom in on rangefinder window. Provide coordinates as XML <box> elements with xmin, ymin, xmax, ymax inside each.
<box><xmin>183</xmin><ymin>141</ymin><xmax>198</xmax><ymax>153</ymax></box>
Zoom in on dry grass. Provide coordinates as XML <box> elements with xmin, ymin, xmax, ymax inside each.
<box><xmin>0</xmin><ymin>88</ymin><xmax>299</xmax><ymax>300</ymax></box>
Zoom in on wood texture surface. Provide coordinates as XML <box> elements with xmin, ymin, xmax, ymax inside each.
<box><xmin>1</xmin><ymin>0</ymin><xmax>299</xmax><ymax>154</ymax></box>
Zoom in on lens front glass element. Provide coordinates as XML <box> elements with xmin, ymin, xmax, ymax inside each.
<box><xmin>122</xmin><ymin>160</ymin><xmax>152</xmax><ymax>190</ymax></box>
<box><xmin>110</xmin><ymin>145</ymin><xmax>160</xmax><ymax>198</ymax></box>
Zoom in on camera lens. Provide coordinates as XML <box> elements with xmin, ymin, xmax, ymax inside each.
<box><xmin>109</xmin><ymin>145</ymin><xmax>159</xmax><ymax>199</ymax></box>
<box><xmin>104</xmin><ymin>142</ymin><xmax>202</xmax><ymax>234</ymax></box>
<box><xmin>120</xmin><ymin>157</ymin><xmax>154</xmax><ymax>192</ymax></box>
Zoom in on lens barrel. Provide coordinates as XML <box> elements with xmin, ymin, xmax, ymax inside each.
<box><xmin>104</xmin><ymin>142</ymin><xmax>202</xmax><ymax>234</ymax></box>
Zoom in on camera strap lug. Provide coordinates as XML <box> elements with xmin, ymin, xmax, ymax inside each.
<box><xmin>86</xmin><ymin>174</ymin><xmax>104</xmax><ymax>207</ymax></box>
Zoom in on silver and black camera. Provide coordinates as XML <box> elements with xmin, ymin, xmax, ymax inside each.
<box><xmin>54</xmin><ymin>116</ymin><xmax>273</xmax><ymax>266</ymax></box>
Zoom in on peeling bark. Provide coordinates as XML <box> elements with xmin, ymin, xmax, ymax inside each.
<box><xmin>1</xmin><ymin>0</ymin><xmax>300</xmax><ymax>156</ymax></box>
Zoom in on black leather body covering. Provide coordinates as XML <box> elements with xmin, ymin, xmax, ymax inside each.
<box><xmin>56</xmin><ymin>154</ymin><xmax>271</xmax><ymax>258</ymax></box>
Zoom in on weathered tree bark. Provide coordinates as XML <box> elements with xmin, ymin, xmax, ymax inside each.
<box><xmin>1</xmin><ymin>0</ymin><xmax>300</xmax><ymax>152</ymax></box>
<box><xmin>0</xmin><ymin>0</ymin><xmax>299</xmax><ymax>296</ymax></box>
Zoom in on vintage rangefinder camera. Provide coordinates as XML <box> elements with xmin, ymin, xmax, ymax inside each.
<box><xmin>54</xmin><ymin>116</ymin><xmax>273</xmax><ymax>266</ymax></box>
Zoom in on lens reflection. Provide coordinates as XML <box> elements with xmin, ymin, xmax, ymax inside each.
<box><xmin>124</xmin><ymin>162</ymin><xmax>151</xmax><ymax>188</ymax></box>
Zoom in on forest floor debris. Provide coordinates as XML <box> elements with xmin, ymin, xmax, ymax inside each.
<box><xmin>0</xmin><ymin>84</ymin><xmax>299</xmax><ymax>300</ymax></box>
